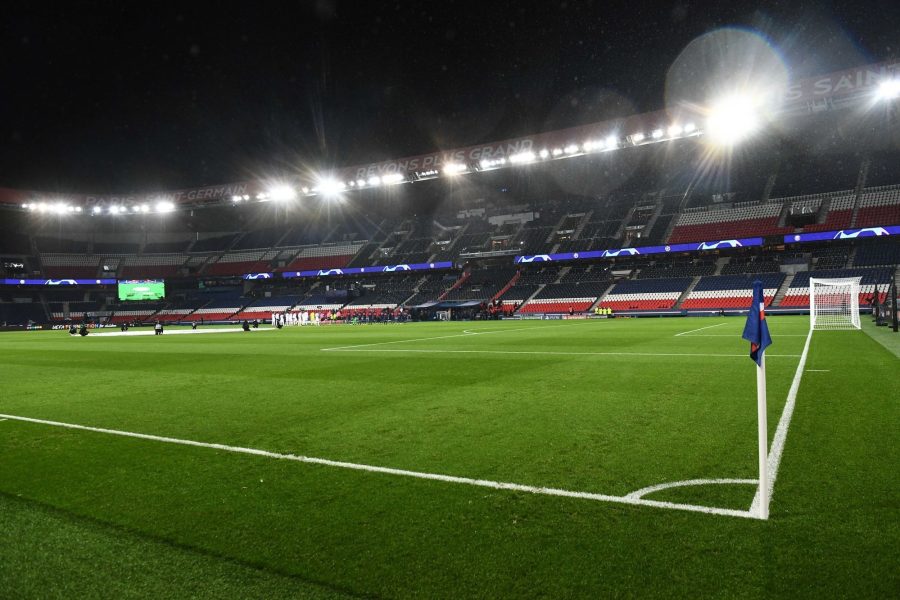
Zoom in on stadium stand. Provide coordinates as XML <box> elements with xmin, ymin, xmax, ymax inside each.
<box><xmin>855</xmin><ymin>187</ymin><xmax>900</xmax><ymax>227</ymax></box>
<box><xmin>680</xmin><ymin>273</ymin><xmax>784</xmax><ymax>309</ymax></box>
<box><xmin>599</xmin><ymin>277</ymin><xmax>692</xmax><ymax>311</ymax></box>
<box><xmin>779</xmin><ymin>267</ymin><xmax>894</xmax><ymax>307</ymax></box>
<box><xmin>232</xmin><ymin>295</ymin><xmax>301</xmax><ymax>321</ymax></box>
<box><xmin>667</xmin><ymin>201</ymin><xmax>790</xmax><ymax>243</ymax></box>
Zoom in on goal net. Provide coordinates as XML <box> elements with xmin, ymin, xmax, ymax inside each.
<box><xmin>810</xmin><ymin>277</ymin><xmax>861</xmax><ymax>330</ymax></box>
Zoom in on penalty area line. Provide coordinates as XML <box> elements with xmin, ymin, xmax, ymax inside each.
<box><xmin>0</xmin><ymin>412</ymin><xmax>758</xmax><ymax>520</ymax></box>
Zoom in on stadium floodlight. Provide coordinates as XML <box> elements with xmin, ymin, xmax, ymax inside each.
<box><xmin>268</xmin><ymin>185</ymin><xmax>297</xmax><ymax>201</ymax></box>
<box><xmin>92</xmin><ymin>206</ymin><xmax>103</xmax><ymax>215</ymax></box>
<box><xmin>382</xmin><ymin>173</ymin><xmax>404</xmax><ymax>184</ymax></box>
<box><xmin>509</xmin><ymin>151</ymin><xmax>535</xmax><ymax>164</ymax></box>
<box><xmin>139</xmin><ymin>204</ymin><xmax>150</xmax><ymax>213</ymax></box>
<box><xmin>631</xmin><ymin>132</ymin><xmax>645</xmax><ymax>143</ymax></box>
<box><xmin>316</xmin><ymin>178</ymin><xmax>345</xmax><ymax>197</ymax></box>
<box><xmin>443</xmin><ymin>162</ymin><xmax>467</xmax><ymax>175</ymax></box>
<box><xmin>368</xmin><ymin>176</ymin><xmax>382</xmax><ymax>186</ymax></box>
<box><xmin>605</xmin><ymin>135</ymin><xmax>618</xmax><ymax>149</ymax></box>
<box><xmin>539</xmin><ymin>148</ymin><xmax>550</xmax><ymax>158</ymax></box>
<box><xmin>551</xmin><ymin>148</ymin><xmax>563</xmax><ymax>156</ymax></box>
<box><xmin>684</xmin><ymin>122</ymin><xmax>696</xmax><ymax>133</ymax></box>
<box><xmin>155</xmin><ymin>200</ymin><xmax>175</xmax><ymax>213</ymax></box>
<box><xmin>109</xmin><ymin>205</ymin><xmax>121</xmax><ymax>215</ymax></box>
<box><xmin>231</xmin><ymin>195</ymin><xmax>242</xmax><ymax>202</ymax></box>
<box><xmin>301</xmin><ymin>187</ymin><xmax>309</xmax><ymax>194</ymax></box>
<box><xmin>651</xmin><ymin>129</ymin><xmax>664</xmax><ymax>139</ymax></box>
<box><xmin>563</xmin><ymin>144</ymin><xmax>579</xmax><ymax>154</ymax></box>
<box><xmin>668</xmin><ymin>124</ymin><xmax>683</xmax><ymax>136</ymax></box>
<box><xmin>705</xmin><ymin>94</ymin><xmax>759</xmax><ymax>146</ymax></box>
<box><xmin>876</xmin><ymin>78</ymin><xmax>900</xmax><ymax>101</ymax></box>
<box><xmin>75</xmin><ymin>206</ymin><xmax>82</xmax><ymax>213</ymax></box>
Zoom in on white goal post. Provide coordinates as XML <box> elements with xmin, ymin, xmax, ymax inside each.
<box><xmin>810</xmin><ymin>277</ymin><xmax>861</xmax><ymax>330</ymax></box>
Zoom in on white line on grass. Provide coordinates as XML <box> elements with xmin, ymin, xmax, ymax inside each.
<box><xmin>321</xmin><ymin>324</ymin><xmax>574</xmax><ymax>352</ymax></box>
<box><xmin>323</xmin><ymin>348</ymin><xmax>801</xmax><ymax>359</ymax></box>
<box><xmin>89</xmin><ymin>327</ymin><xmax>276</xmax><ymax>337</ymax></box>
<box><xmin>674</xmin><ymin>322</ymin><xmax>728</xmax><ymax>337</ymax></box>
<box><xmin>679</xmin><ymin>334</ymin><xmax>809</xmax><ymax>337</ymax></box>
<box><xmin>0</xmin><ymin>412</ymin><xmax>759</xmax><ymax>520</ymax></box>
<box><xmin>625</xmin><ymin>478</ymin><xmax>758</xmax><ymax>500</ymax></box>
<box><xmin>805</xmin><ymin>369</ymin><xmax>830</xmax><ymax>372</ymax></box>
<box><xmin>749</xmin><ymin>329</ymin><xmax>813</xmax><ymax>517</ymax></box>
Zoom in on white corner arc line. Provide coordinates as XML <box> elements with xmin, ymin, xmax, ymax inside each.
<box><xmin>0</xmin><ymin>412</ymin><xmax>759</xmax><ymax>520</ymax></box>
<box><xmin>674</xmin><ymin>322</ymin><xmax>728</xmax><ymax>337</ymax></box>
<box><xmin>625</xmin><ymin>478</ymin><xmax>758</xmax><ymax>500</ymax></box>
<box><xmin>750</xmin><ymin>329</ymin><xmax>813</xmax><ymax>516</ymax></box>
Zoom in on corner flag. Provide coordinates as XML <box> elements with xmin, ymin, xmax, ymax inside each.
<box><xmin>742</xmin><ymin>280</ymin><xmax>772</xmax><ymax>366</ymax></box>
<box><xmin>742</xmin><ymin>279</ymin><xmax>773</xmax><ymax>519</ymax></box>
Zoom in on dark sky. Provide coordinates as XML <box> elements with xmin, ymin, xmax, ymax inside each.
<box><xmin>0</xmin><ymin>1</ymin><xmax>895</xmax><ymax>193</ymax></box>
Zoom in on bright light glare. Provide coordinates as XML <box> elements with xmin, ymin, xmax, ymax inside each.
<box><xmin>539</xmin><ymin>148</ymin><xmax>549</xmax><ymax>158</ymax></box>
<box><xmin>551</xmin><ymin>148</ymin><xmax>563</xmax><ymax>156</ymax></box>
<box><xmin>668</xmin><ymin>124</ymin><xmax>683</xmax><ymax>136</ymax></box>
<box><xmin>268</xmin><ymin>185</ymin><xmax>297</xmax><ymax>201</ymax></box>
<box><xmin>382</xmin><ymin>173</ymin><xmax>404</xmax><ymax>184</ymax></box>
<box><xmin>92</xmin><ymin>206</ymin><xmax>103</xmax><ymax>214</ymax></box>
<box><xmin>563</xmin><ymin>144</ymin><xmax>579</xmax><ymax>154</ymax></box>
<box><xmin>876</xmin><ymin>79</ymin><xmax>900</xmax><ymax>101</ymax></box>
<box><xmin>443</xmin><ymin>163</ymin><xmax>467</xmax><ymax>175</ymax></box>
<box><xmin>509</xmin><ymin>151</ymin><xmax>535</xmax><ymax>164</ymax></box>
<box><xmin>684</xmin><ymin>122</ymin><xmax>696</xmax><ymax>133</ymax></box>
<box><xmin>605</xmin><ymin>135</ymin><xmax>617</xmax><ymax>149</ymax></box>
<box><xmin>155</xmin><ymin>201</ymin><xmax>175</xmax><ymax>213</ymax></box>
<box><xmin>109</xmin><ymin>206</ymin><xmax>121</xmax><ymax>215</ymax></box>
<box><xmin>317</xmin><ymin>178</ymin><xmax>346</xmax><ymax>196</ymax></box>
<box><xmin>632</xmin><ymin>132</ymin><xmax>645</xmax><ymax>143</ymax></box>
<box><xmin>706</xmin><ymin>94</ymin><xmax>759</xmax><ymax>145</ymax></box>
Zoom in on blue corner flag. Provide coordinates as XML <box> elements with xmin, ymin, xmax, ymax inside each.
<box><xmin>742</xmin><ymin>280</ymin><xmax>772</xmax><ymax>367</ymax></box>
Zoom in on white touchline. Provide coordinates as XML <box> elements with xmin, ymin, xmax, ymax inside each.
<box><xmin>0</xmin><ymin>412</ymin><xmax>760</xmax><ymax>521</ymax></box>
<box><xmin>89</xmin><ymin>327</ymin><xmax>277</xmax><ymax>337</ymax></box>
<box><xmin>805</xmin><ymin>369</ymin><xmax>830</xmax><ymax>372</ymax></box>
<box><xmin>674</xmin><ymin>322</ymin><xmax>728</xmax><ymax>337</ymax></box>
<box><xmin>750</xmin><ymin>329</ymin><xmax>813</xmax><ymax>516</ymax></box>
<box><xmin>322</xmin><ymin>348</ymin><xmax>801</xmax><ymax>358</ymax></box>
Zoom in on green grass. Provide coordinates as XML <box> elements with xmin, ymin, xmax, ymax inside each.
<box><xmin>0</xmin><ymin>316</ymin><xmax>896</xmax><ymax>598</ymax></box>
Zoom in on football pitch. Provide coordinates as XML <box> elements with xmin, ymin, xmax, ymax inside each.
<box><xmin>0</xmin><ymin>316</ymin><xmax>896</xmax><ymax>598</ymax></box>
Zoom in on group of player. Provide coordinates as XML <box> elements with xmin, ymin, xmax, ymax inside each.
<box><xmin>271</xmin><ymin>311</ymin><xmax>322</xmax><ymax>327</ymax></box>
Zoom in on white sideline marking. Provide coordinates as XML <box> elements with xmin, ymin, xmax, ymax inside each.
<box><xmin>681</xmin><ymin>334</ymin><xmax>808</xmax><ymax>337</ymax></box>
<box><xmin>674</xmin><ymin>322</ymin><xmax>728</xmax><ymax>337</ymax></box>
<box><xmin>0</xmin><ymin>412</ymin><xmax>759</xmax><ymax>520</ymax></box>
<box><xmin>750</xmin><ymin>329</ymin><xmax>814</xmax><ymax>517</ymax></box>
<box><xmin>625</xmin><ymin>478</ymin><xmax>758</xmax><ymax>500</ymax></box>
<box><xmin>323</xmin><ymin>348</ymin><xmax>801</xmax><ymax>359</ymax></box>
<box><xmin>321</xmin><ymin>324</ymin><xmax>572</xmax><ymax>351</ymax></box>
<box><xmin>89</xmin><ymin>327</ymin><xmax>275</xmax><ymax>337</ymax></box>
<box><xmin>805</xmin><ymin>369</ymin><xmax>830</xmax><ymax>372</ymax></box>
<box><xmin>0</xmin><ymin>418</ymin><xmax>6</xmax><ymax>422</ymax></box>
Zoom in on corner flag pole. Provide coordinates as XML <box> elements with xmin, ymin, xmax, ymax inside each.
<box><xmin>742</xmin><ymin>280</ymin><xmax>772</xmax><ymax>520</ymax></box>
<box><xmin>756</xmin><ymin>351</ymin><xmax>769</xmax><ymax>520</ymax></box>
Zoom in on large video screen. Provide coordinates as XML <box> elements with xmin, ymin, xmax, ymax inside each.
<box><xmin>118</xmin><ymin>280</ymin><xmax>165</xmax><ymax>301</ymax></box>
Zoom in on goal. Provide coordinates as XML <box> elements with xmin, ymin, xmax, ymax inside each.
<box><xmin>810</xmin><ymin>277</ymin><xmax>861</xmax><ymax>330</ymax></box>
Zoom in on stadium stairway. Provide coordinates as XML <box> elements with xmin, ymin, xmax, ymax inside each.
<box><xmin>714</xmin><ymin>256</ymin><xmax>729</xmax><ymax>275</ymax></box>
<box><xmin>849</xmin><ymin>158</ymin><xmax>869</xmax><ymax>227</ymax></box>
<box><xmin>514</xmin><ymin>283</ymin><xmax>547</xmax><ymax>313</ymax></box>
<box><xmin>771</xmin><ymin>273</ymin><xmax>796</xmax><ymax>307</ymax></box>
<box><xmin>437</xmin><ymin>270</ymin><xmax>470</xmax><ymax>301</ymax></box>
<box><xmin>588</xmin><ymin>281</ymin><xmax>618</xmax><ymax>312</ymax></box>
<box><xmin>491</xmin><ymin>271</ymin><xmax>520</xmax><ymax>302</ymax></box>
<box><xmin>673</xmin><ymin>276</ymin><xmax>702</xmax><ymax>309</ymax></box>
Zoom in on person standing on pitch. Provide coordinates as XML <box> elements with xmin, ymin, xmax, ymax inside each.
<box><xmin>154</xmin><ymin>320</ymin><xmax>163</xmax><ymax>335</ymax></box>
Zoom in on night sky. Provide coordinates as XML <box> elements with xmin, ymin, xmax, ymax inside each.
<box><xmin>1</xmin><ymin>1</ymin><xmax>895</xmax><ymax>193</ymax></box>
